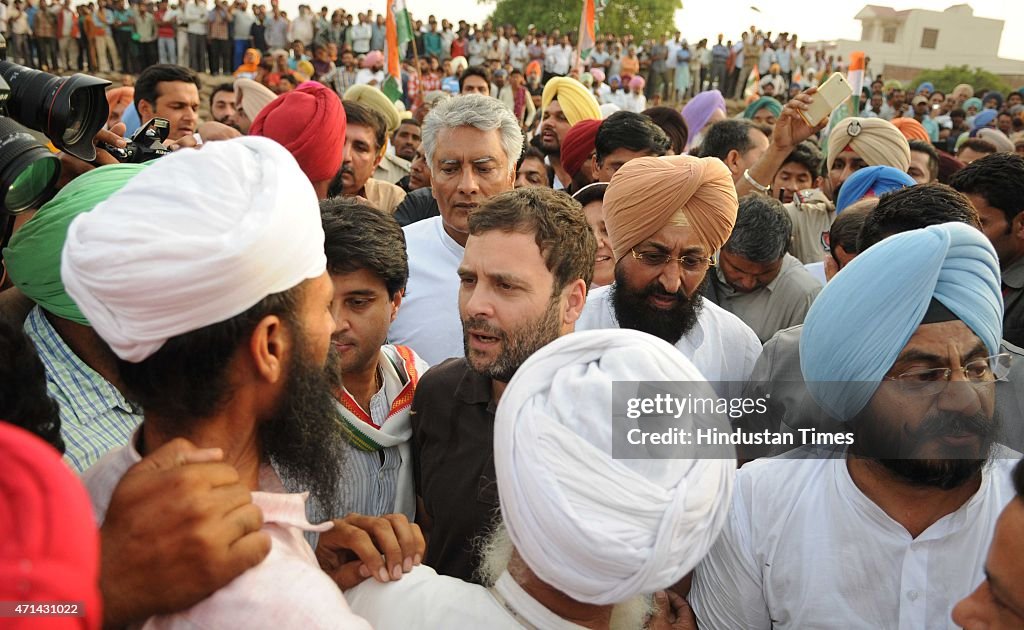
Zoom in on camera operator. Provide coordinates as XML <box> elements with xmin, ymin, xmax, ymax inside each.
<box><xmin>134</xmin><ymin>64</ymin><xmax>201</xmax><ymax>142</ymax></box>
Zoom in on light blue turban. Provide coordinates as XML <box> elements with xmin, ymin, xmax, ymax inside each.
<box><xmin>743</xmin><ymin>96</ymin><xmax>783</xmax><ymax>120</ymax></box>
<box><xmin>971</xmin><ymin>109</ymin><xmax>998</xmax><ymax>131</ymax></box>
<box><xmin>800</xmin><ymin>222</ymin><xmax>1003</xmax><ymax>421</ymax></box>
<box><xmin>915</xmin><ymin>82</ymin><xmax>934</xmax><ymax>95</ymax></box>
<box><xmin>963</xmin><ymin>97</ymin><xmax>982</xmax><ymax>112</ymax></box>
<box><xmin>835</xmin><ymin>165</ymin><xmax>916</xmax><ymax>213</ymax></box>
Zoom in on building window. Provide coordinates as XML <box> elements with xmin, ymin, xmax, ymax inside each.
<box><xmin>862</xmin><ymin>23</ymin><xmax>874</xmax><ymax>41</ymax></box>
<box><xmin>921</xmin><ymin>28</ymin><xmax>939</xmax><ymax>49</ymax></box>
<box><xmin>883</xmin><ymin>26</ymin><xmax>898</xmax><ymax>43</ymax></box>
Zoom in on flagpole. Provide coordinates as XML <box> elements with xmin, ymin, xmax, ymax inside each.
<box><xmin>410</xmin><ymin>29</ymin><xmax>424</xmax><ymax>109</ymax></box>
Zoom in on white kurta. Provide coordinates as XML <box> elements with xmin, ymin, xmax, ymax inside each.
<box><xmin>690</xmin><ymin>449</ymin><xmax>1016</xmax><ymax>629</ymax></box>
<box><xmin>575</xmin><ymin>284</ymin><xmax>762</xmax><ymax>384</ymax></box>
<box><xmin>387</xmin><ymin>216</ymin><xmax>465</xmax><ymax>366</ymax></box>
<box><xmin>346</xmin><ymin>565</ymin><xmax>588</xmax><ymax>629</ymax></box>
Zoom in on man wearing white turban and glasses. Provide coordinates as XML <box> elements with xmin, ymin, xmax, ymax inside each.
<box><xmin>691</xmin><ymin>222</ymin><xmax>1019</xmax><ymax>628</ymax></box>
<box><xmin>347</xmin><ymin>329</ymin><xmax>735</xmax><ymax>629</ymax></box>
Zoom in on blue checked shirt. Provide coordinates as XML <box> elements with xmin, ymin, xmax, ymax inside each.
<box><xmin>24</xmin><ymin>306</ymin><xmax>143</xmax><ymax>474</ymax></box>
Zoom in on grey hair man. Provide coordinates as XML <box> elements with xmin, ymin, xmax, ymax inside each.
<box><xmin>388</xmin><ymin>93</ymin><xmax>523</xmax><ymax>365</ymax></box>
<box><xmin>706</xmin><ymin>194</ymin><xmax>821</xmax><ymax>342</ymax></box>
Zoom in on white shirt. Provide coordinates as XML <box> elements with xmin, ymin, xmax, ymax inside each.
<box><xmin>355</xmin><ymin>68</ymin><xmax>384</xmax><ymax>86</ymax></box>
<box><xmin>545</xmin><ymin>44</ymin><xmax>572</xmax><ymax>76</ymax></box>
<box><xmin>184</xmin><ymin>1</ymin><xmax>208</xmax><ymax>34</ymax></box>
<box><xmin>348</xmin><ymin>22</ymin><xmax>371</xmax><ymax>54</ymax></box>
<box><xmin>509</xmin><ymin>41</ymin><xmax>529</xmax><ymax>71</ymax></box>
<box><xmin>388</xmin><ymin>216</ymin><xmax>465</xmax><ymax>366</ymax></box>
<box><xmin>83</xmin><ymin>436</ymin><xmax>372</xmax><ymax>630</ymax></box>
<box><xmin>621</xmin><ymin>92</ymin><xmax>647</xmax><ymax>113</ymax></box>
<box><xmin>576</xmin><ymin>284</ymin><xmax>762</xmax><ymax>384</ymax></box>
<box><xmin>691</xmin><ymin>451</ymin><xmax>1016</xmax><ymax>629</ymax></box>
<box><xmin>347</xmin><ymin>565</ymin><xmax>587</xmax><ymax>629</ymax></box>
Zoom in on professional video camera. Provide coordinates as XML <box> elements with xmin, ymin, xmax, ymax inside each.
<box><xmin>0</xmin><ymin>60</ymin><xmax>110</xmax><ymax>215</ymax></box>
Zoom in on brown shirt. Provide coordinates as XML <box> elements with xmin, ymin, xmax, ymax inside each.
<box><xmin>410</xmin><ymin>358</ymin><xmax>498</xmax><ymax>583</ymax></box>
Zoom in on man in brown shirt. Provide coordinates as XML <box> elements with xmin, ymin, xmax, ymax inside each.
<box><xmin>410</xmin><ymin>187</ymin><xmax>595</xmax><ymax>582</ymax></box>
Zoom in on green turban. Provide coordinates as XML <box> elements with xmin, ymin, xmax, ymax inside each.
<box><xmin>3</xmin><ymin>164</ymin><xmax>148</xmax><ymax>325</ymax></box>
<box><xmin>742</xmin><ymin>96</ymin><xmax>783</xmax><ymax>121</ymax></box>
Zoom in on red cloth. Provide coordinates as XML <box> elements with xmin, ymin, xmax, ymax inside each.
<box><xmin>0</xmin><ymin>423</ymin><xmax>100</xmax><ymax>629</ymax></box>
<box><xmin>561</xmin><ymin>119</ymin><xmax>602</xmax><ymax>178</ymax></box>
<box><xmin>251</xmin><ymin>82</ymin><xmax>347</xmax><ymax>184</ymax></box>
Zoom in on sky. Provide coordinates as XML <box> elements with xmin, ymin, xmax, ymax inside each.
<box><xmin>291</xmin><ymin>0</ymin><xmax>1023</xmax><ymax>61</ymax></box>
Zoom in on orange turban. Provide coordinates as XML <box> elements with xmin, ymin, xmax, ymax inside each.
<box><xmin>604</xmin><ymin>155</ymin><xmax>738</xmax><ymax>263</ymax></box>
<box><xmin>890</xmin><ymin>117</ymin><xmax>930</xmax><ymax>142</ymax></box>
<box><xmin>105</xmin><ymin>86</ymin><xmax>134</xmax><ymax>111</ymax></box>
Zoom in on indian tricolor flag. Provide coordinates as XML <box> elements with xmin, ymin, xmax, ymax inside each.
<box><xmin>577</xmin><ymin>0</ymin><xmax>596</xmax><ymax>62</ymax></box>
<box><xmin>383</xmin><ymin>0</ymin><xmax>413</xmax><ymax>102</ymax></box>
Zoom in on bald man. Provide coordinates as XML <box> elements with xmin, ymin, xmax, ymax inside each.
<box><xmin>575</xmin><ymin>154</ymin><xmax>761</xmax><ymax>384</ymax></box>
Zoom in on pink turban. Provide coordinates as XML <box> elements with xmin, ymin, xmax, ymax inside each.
<box><xmin>251</xmin><ymin>82</ymin><xmax>346</xmax><ymax>184</ymax></box>
<box><xmin>629</xmin><ymin>76</ymin><xmax>646</xmax><ymax>90</ymax></box>
<box><xmin>362</xmin><ymin>50</ymin><xmax>384</xmax><ymax>68</ymax></box>
<box><xmin>591</xmin><ymin>68</ymin><xmax>605</xmax><ymax>83</ymax></box>
<box><xmin>604</xmin><ymin>155</ymin><xmax>738</xmax><ymax>263</ymax></box>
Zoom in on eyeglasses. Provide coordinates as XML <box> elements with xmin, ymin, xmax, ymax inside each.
<box><xmin>884</xmin><ymin>353</ymin><xmax>1013</xmax><ymax>396</ymax></box>
<box><xmin>630</xmin><ymin>248</ymin><xmax>716</xmax><ymax>272</ymax></box>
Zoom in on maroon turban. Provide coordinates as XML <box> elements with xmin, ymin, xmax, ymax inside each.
<box><xmin>561</xmin><ymin>119</ymin><xmax>602</xmax><ymax>179</ymax></box>
<box><xmin>251</xmin><ymin>82</ymin><xmax>347</xmax><ymax>184</ymax></box>
<box><xmin>0</xmin><ymin>424</ymin><xmax>100</xmax><ymax>629</ymax></box>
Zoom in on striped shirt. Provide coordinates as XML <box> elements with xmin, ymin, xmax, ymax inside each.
<box><xmin>24</xmin><ymin>306</ymin><xmax>142</xmax><ymax>474</ymax></box>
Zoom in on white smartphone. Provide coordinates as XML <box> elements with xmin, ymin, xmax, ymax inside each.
<box><xmin>800</xmin><ymin>73</ymin><xmax>853</xmax><ymax>126</ymax></box>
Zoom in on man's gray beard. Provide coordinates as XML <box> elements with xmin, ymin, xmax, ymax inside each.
<box><xmin>476</xmin><ymin>523</ymin><xmax>655</xmax><ymax>630</ymax></box>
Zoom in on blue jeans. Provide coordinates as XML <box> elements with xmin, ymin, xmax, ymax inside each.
<box><xmin>233</xmin><ymin>39</ymin><xmax>249</xmax><ymax>69</ymax></box>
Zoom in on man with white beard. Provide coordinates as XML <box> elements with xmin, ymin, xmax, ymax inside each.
<box><xmin>346</xmin><ymin>329</ymin><xmax>735</xmax><ymax>629</ymax></box>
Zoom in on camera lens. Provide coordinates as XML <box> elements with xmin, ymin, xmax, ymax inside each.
<box><xmin>0</xmin><ymin>117</ymin><xmax>60</xmax><ymax>214</ymax></box>
<box><xmin>0</xmin><ymin>61</ymin><xmax>110</xmax><ymax>162</ymax></box>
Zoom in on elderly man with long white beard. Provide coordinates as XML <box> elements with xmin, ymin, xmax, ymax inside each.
<box><xmin>345</xmin><ymin>329</ymin><xmax>736</xmax><ymax>629</ymax></box>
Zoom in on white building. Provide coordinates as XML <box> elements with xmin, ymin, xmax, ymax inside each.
<box><xmin>808</xmin><ymin>4</ymin><xmax>1024</xmax><ymax>80</ymax></box>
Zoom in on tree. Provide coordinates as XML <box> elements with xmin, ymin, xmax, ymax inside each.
<box><xmin>910</xmin><ymin>66</ymin><xmax>1010</xmax><ymax>97</ymax></box>
<box><xmin>485</xmin><ymin>0</ymin><xmax>681</xmax><ymax>42</ymax></box>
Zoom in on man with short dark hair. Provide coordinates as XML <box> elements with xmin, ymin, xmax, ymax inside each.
<box><xmin>958</xmin><ymin>138</ymin><xmax>998</xmax><ymax>165</ymax></box>
<box><xmin>411</xmin><ymin>186</ymin><xmax>595</xmax><ymax>583</ymax></box>
<box><xmin>209</xmin><ymin>82</ymin><xmax>238</xmax><ymax>129</ymax></box>
<box><xmin>952</xmin><ymin>459</ymin><xmax>1024</xmax><ymax>628</ymax></box>
<box><xmin>707</xmin><ymin>194</ymin><xmax>821</xmax><ymax>342</ymax></box>
<box><xmin>774</xmin><ymin>140</ymin><xmax>834</xmax><ymax>264</ymax></box>
<box><xmin>133</xmin><ymin>63</ymin><xmax>202</xmax><ymax>141</ymax></box>
<box><xmin>459</xmin><ymin>66</ymin><xmax>492</xmax><ymax>95</ymax></box>
<box><xmin>320</xmin><ymin>199</ymin><xmax>428</xmax><ymax>520</ymax></box>
<box><xmin>951</xmin><ymin>153</ymin><xmax>1024</xmax><ymax>347</ymax></box>
<box><xmin>592</xmin><ymin>111</ymin><xmax>670</xmax><ymax>183</ymax></box>
<box><xmin>328</xmin><ymin>101</ymin><xmax>406</xmax><ymax>214</ymax></box>
<box><xmin>908</xmin><ymin>138</ymin><xmax>939</xmax><ymax>184</ymax></box>
<box><xmin>698</xmin><ymin>119</ymin><xmax>771</xmax><ymax>186</ymax></box>
<box><xmin>772</xmin><ymin>140</ymin><xmax>824</xmax><ymax>204</ymax></box>
<box><xmin>392</xmin><ymin>118</ymin><xmax>422</xmax><ymax>162</ymax></box>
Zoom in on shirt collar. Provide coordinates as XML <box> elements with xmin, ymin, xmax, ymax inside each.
<box><xmin>454</xmin><ymin>359</ymin><xmax>495</xmax><ymax>408</ymax></box>
<box><xmin>1002</xmin><ymin>256</ymin><xmax>1024</xmax><ymax>289</ymax></box>
<box><xmin>25</xmin><ymin>306</ymin><xmax>141</xmax><ymax>421</ymax></box>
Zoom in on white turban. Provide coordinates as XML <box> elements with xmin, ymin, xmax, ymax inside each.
<box><xmin>62</xmin><ymin>136</ymin><xmax>326</xmax><ymax>362</ymax></box>
<box><xmin>495</xmin><ymin>329</ymin><xmax>735</xmax><ymax>605</ymax></box>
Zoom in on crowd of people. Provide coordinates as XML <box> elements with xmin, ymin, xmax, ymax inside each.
<box><xmin>3</xmin><ymin>2</ymin><xmax>1024</xmax><ymax>629</ymax></box>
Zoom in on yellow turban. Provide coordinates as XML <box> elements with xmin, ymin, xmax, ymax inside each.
<box><xmin>603</xmin><ymin>155</ymin><xmax>738</xmax><ymax>263</ymax></box>
<box><xmin>827</xmin><ymin>117</ymin><xmax>911</xmax><ymax>173</ymax></box>
<box><xmin>541</xmin><ymin>77</ymin><xmax>602</xmax><ymax>127</ymax></box>
<box><xmin>344</xmin><ymin>84</ymin><xmax>402</xmax><ymax>134</ymax></box>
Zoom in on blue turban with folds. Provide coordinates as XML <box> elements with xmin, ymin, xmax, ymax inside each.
<box><xmin>835</xmin><ymin>165</ymin><xmax>916</xmax><ymax>213</ymax></box>
<box><xmin>972</xmin><ymin>109</ymin><xmax>998</xmax><ymax>131</ymax></box>
<box><xmin>742</xmin><ymin>96</ymin><xmax>783</xmax><ymax>120</ymax></box>
<box><xmin>915</xmin><ymin>82</ymin><xmax>934</xmax><ymax>95</ymax></box>
<box><xmin>800</xmin><ymin>222</ymin><xmax>1003</xmax><ymax>421</ymax></box>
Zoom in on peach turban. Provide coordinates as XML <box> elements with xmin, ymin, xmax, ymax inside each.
<box><xmin>542</xmin><ymin>77</ymin><xmax>602</xmax><ymax>126</ymax></box>
<box><xmin>603</xmin><ymin>155</ymin><xmax>738</xmax><ymax>263</ymax></box>
<box><xmin>827</xmin><ymin>117</ymin><xmax>911</xmax><ymax>173</ymax></box>
<box><xmin>890</xmin><ymin>117</ymin><xmax>930</xmax><ymax>142</ymax></box>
